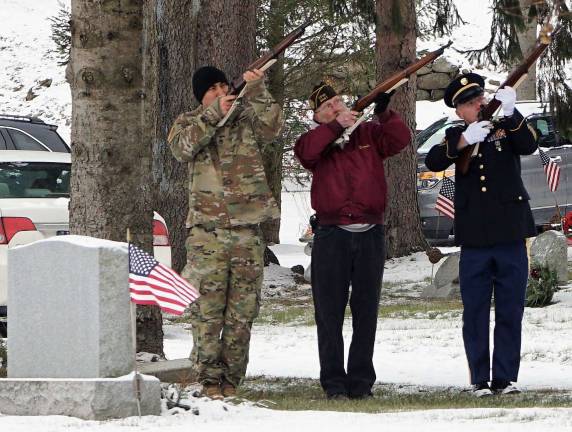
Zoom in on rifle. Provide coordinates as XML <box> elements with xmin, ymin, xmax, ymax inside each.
<box><xmin>335</xmin><ymin>41</ymin><xmax>452</xmax><ymax>144</ymax></box>
<box><xmin>455</xmin><ymin>24</ymin><xmax>561</xmax><ymax>175</ymax></box>
<box><xmin>218</xmin><ymin>20</ymin><xmax>312</xmax><ymax>127</ymax></box>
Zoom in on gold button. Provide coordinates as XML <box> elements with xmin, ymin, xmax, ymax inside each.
<box><xmin>480</xmin><ymin>176</ymin><xmax>485</xmax><ymax>181</ymax></box>
<box><xmin>478</xmin><ymin>153</ymin><xmax>482</xmax><ymax>158</ymax></box>
<box><xmin>479</xmin><ymin>164</ymin><xmax>484</xmax><ymax>169</ymax></box>
<box><xmin>518</xmin><ymin>196</ymin><xmax>523</xmax><ymax>200</ymax></box>
<box><xmin>481</xmin><ymin>187</ymin><xmax>487</xmax><ymax>192</ymax></box>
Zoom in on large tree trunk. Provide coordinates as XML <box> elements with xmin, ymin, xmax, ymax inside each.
<box><xmin>144</xmin><ymin>0</ymin><xmax>257</xmax><ymax>352</ymax></box>
<box><xmin>259</xmin><ymin>0</ymin><xmax>285</xmax><ymax>245</ymax></box>
<box><xmin>147</xmin><ymin>0</ymin><xmax>257</xmax><ymax>276</ymax></box>
<box><xmin>515</xmin><ymin>0</ymin><xmax>538</xmax><ymax>100</ymax></box>
<box><xmin>375</xmin><ymin>0</ymin><xmax>427</xmax><ymax>258</ymax></box>
<box><xmin>70</xmin><ymin>2</ymin><xmax>159</xmax><ymax>353</ymax></box>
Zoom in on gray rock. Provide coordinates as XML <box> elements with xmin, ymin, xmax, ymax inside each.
<box><xmin>8</xmin><ymin>236</ymin><xmax>134</xmax><ymax>379</ymax></box>
<box><xmin>140</xmin><ymin>358</ymin><xmax>193</xmax><ymax>383</ymax></box>
<box><xmin>488</xmin><ymin>79</ymin><xmax>501</xmax><ymax>87</ymax></box>
<box><xmin>39</xmin><ymin>78</ymin><xmax>52</xmax><ymax>87</ymax></box>
<box><xmin>291</xmin><ymin>265</ymin><xmax>305</xmax><ymax>275</ymax></box>
<box><xmin>421</xmin><ymin>253</ymin><xmax>461</xmax><ymax>299</ymax></box>
<box><xmin>431</xmin><ymin>89</ymin><xmax>445</xmax><ymax>101</ymax></box>
<box><xmin>417</xmin><ymin>65</ymin><xmax>432</xmax><ymax>76</ymax></box>
<box><xmin>530</xmin><ymin>231</ymin><xmax>568</xmax><ymax>284</ymax></box>
<box><xmin>431</xmin><ymin>58</ymin><xmax>458</xmax><ymax>74</ymax></box>
<box><xmin>416</xmin><ymin>89</ymin><xmax>431</xmax><ymax>101</ymax></box>
<box><xmin>0</xmin><ymin>374</ymin><xmax>161</xmax><ymax>419</ymax></box>
<box><xmin>417</xmin><ymin>73</ymin><xmax>451</xmax><ymax>90</ymax></box>
<box><xmin>25</xmin><ymin>87</ymin><xmax>37</xmax><ymax>101</ymax></box>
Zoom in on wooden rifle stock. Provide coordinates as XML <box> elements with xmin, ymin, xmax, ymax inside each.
<box><xmin>455</xmin><ymin>25</ymin><xmax>561</xmax><ymax>175</ymax></box>
<box><xmin>229</xmin><ymin>20</ymin><xmax>312</xmax><ymax>95</ymax></box>
<box><xmin>352</xmin><ymin>41</ymin><xmax>452</xmax><ymax>112</ymax></box>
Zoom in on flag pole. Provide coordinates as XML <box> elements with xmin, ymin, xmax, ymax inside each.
<box><xmin>127</xmin><ymin>228</ymin><xmax>142</xmax><ymax>418</ymax></box>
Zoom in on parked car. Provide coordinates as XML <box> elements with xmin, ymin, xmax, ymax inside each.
<box><xmin>0</xmin><ymin>114</ymin><xmax>70</xmax><ymax>153</ymax></box>
<box><xmin>0</xmin><ymin>151</ymin><xmax>172</xmax><ymax>337</ymax></box>
<box><xmin>417</xmin><ymin>102</ymin><xmax>572</xmax><ymax>243</ymax></box>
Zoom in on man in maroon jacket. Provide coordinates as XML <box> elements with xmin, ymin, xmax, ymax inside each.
<box><xmin>294</xmin><ymin>83</ymin><xmax>411</xmax><ymax>399</ymax></box>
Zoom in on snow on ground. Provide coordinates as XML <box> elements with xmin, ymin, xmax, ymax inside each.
<box><xmin>0</xmin><ymin>0</ymin><xmax>71</xmax><ymax>140</ymax></box>
<box><xmin>2</xmin><ymin>404</ymin><xmax>572</xmax><ymax>432</ymax></box>
<box><xmin>163</xmin><ymin>280</ymin><xmax>572</xmax><ymax>392</ymax></box>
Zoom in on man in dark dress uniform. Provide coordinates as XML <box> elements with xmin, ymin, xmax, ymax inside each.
<box><xmin>425</xmin><ymin>73</ymin><xmax>538</xmax><ymax>397</ymax></box>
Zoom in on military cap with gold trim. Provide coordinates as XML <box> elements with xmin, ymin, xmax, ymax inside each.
<box><xmin>444</xmin><ymin>73</ymin><xmax>485</xmax><ymax>108</ymax></box>
<box><xmin>309</xmin><ymin>81</ymin><xmax>337</xmax><ymax>111</ymax></box>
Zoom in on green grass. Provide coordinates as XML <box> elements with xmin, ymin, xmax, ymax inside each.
<box><xmin>168</xmin><ymin>298</ymin><xmax>465</xmax><ymax>327</ymax></box>
<box><xmin>378</xmin><ymin>301</ymin><xmax>463</xmax><ymax>319</ymax></box>
<box><xmin>254</xmin><ymin>298</ymin><xmax>464</xmax><ymax>326</ymax></box>
<box><xmin>235</xmin><ymin>376</ymin><xmax>572</xmax><ymax>413</ymax></box>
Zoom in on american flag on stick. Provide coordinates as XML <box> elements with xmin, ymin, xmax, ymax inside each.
<box><xmin>129</xmin><ymin>244</ymin><xmax>199</xmax><ymax>315</ymax></box>
<box><xmin>435</xmin><ymin>176</ymin><xmax>455</xmax><ymax>220</ymax></box>
<box><xmin>538</xmin><ymin>147</ymin><xmax>561</xmax><ymax>192</ymax></box>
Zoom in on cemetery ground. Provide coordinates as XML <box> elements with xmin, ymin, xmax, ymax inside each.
<box><xmin>161</xmin><ymin>249</ymin><xmax>572</xmax><ymax>414</ymax></box>
<box><xmin>1</xmin><ymin>247</ymin><xmax>572</xmax><ymax>430</ymax></box>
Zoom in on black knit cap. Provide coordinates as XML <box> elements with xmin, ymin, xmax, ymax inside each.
<box><xmin>309</xmin><ymin>82</ymin><xmax>338</xmax><ymax>111</ymax></box>
<box><xmin>192</xmin><ymin>66</ymin><xmax>229</xmax><ymax>103</ymax></box>
<box><xmin>444</xmin><ymin>73</ymin><xmax>485</xmax><ymax>108</ymax></box>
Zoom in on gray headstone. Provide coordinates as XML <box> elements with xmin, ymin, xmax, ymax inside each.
<box><xmin>0</xmin><ymin>374</ymin><xmax>161</xmax><ymax>419</ymax></box>
<box><xmin>530</xmin><ymin>231</ymin><xmax>568</xmax><ymax>284</ymax></box>
<box><xmin>421</xmin><ymin>253</ymin><xmax>461</xmax><ymax>299</ymax></box>
<box><xmin>7</xmin><ymin>236</ymin><xmax>133</xmax><ymax>378</ymax></box>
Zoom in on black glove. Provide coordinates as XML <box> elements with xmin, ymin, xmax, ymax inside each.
<box><xmin>373</xmin><ymin>90</ymin><xmax>395</xmax><ymax>115</ymax></box>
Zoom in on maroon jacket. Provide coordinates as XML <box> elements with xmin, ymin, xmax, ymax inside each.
<box><xmin>294</xmin><ymin>110</ymin><xmax>411</xmax><ymax>225</ymax></box>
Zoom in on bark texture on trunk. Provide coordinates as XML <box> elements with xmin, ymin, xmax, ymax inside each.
<box><xmin>515</xmin><ymin>0</ymin><xmax>538</xmax><ymax>101</ymax></box>
<box><xmin>70</xmin><ymin>0</ymin><xmax>161</xmax><ymax>354</ymax></box>
<box><xmin>142</xmin><ymin>0</ymin><xmax>258</xmax><ymax>350</ymax></box>
<box><xmin>376</xmin><ymin>0</ymin><xmax>427</xmax><ymax>258</ymax></box>
<box><xmin>260</xmin><ymin>0</ymin><xmax>285</xmax><ymax>245</ymax></box>
<box><xmin>147</xmin><ymin>0</ymin><xmax>258</xmax><ymax>275</ymax></box>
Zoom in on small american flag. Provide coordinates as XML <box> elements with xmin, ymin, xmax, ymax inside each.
<box><xmin>435</xmin><ymin>176</ymin><xmax>455</xmax><ymax>219</ymax></box>
<box><xmin>129</xmin><ymin>244</ymin><xmax>199</xmax><ymax>315</ymax></box>
<box><xmin>538</xmin><ymin>147</ymin><xmax>561</xmax><ymax>192</ymax></box>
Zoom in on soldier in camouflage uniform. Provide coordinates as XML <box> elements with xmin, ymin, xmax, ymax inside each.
<box><xmin>168</xmin><ymin>66</ymin><xmax>282</xmax><ymax>399</ymax></box>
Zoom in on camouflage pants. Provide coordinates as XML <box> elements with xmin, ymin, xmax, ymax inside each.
<box><xmin>182</xmin><ymin>224</ymin><xmax>264</xmax><ymax>387</ymax></box>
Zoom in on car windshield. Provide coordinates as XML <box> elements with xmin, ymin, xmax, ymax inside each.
<box><xmin>0</xmin><ymin>162</ymin><xmax>70</xmax><ymax>198</ymax></box>
<box><xmin>417</xmin><ymin>121</ymin><xmax>458</xmax><ymax>155</ymax></box>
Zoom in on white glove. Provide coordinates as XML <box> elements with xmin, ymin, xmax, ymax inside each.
<box><xmin>495</xmin><ymin>86</ymin><xmax>516</xmax><ymax>117</ymax></box>
<box><xmin>462</xmin><ymin>121</ymin><xmax>492</xmax><ymax>145</ymax></box>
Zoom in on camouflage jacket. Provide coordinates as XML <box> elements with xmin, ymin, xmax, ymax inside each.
<box><xmin>168</xmin><ymin>78</ymin><xmax>282</xmax><ymax>228</ymax></box>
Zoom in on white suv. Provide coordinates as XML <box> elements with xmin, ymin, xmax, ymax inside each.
<box><xmin>0</xmin><ymin>151</ymin><xmax>171</xmax><ymax>335</ymax></box>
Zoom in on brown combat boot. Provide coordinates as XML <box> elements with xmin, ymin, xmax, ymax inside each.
<box><xmin>221</xmin><ymin>380</ymin><xmax>237</xmax><ymax>398</ymax></box>
<box><xmin>201</xmin><ymin>383</ymin><xmax>224</xmax><ymax>400</ymax></box>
